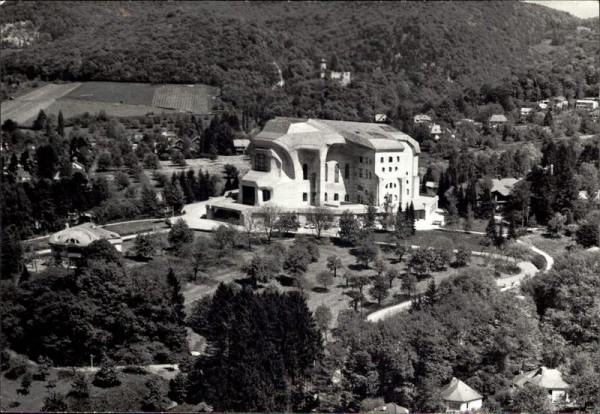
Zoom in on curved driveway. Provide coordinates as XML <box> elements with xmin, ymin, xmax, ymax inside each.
<box><xmin>367</xmin><ymin>238</ymin><xmax>554</xmax><ymax>323</ymax></box>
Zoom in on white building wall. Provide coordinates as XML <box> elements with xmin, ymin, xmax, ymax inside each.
<box><xmin>550</xmin><ymin>389</ymin><xmax>568</xmax><ymax>403</ymax></box>
<box><xmin>373</xmin><ymin>149</ymin><xmax>418</xmax><ymax>209</ymax></box>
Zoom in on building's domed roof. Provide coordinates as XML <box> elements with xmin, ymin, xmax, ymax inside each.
<box><xmin>49</xmin><ymin>223</ymin><xmax>121</xmax><ymax>247</ymax></box>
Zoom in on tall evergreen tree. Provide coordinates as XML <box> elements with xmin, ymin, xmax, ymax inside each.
<box><xmin>164</xmin><ymin>182</ymin><xmax>185</xmax><ymax>214</ymax></box>
<box><xmin>141</xmin><ymin>186</ymin><xmax>159</xmax><ymax>216</ymax></box>
<box><xmin>57</xmin><ymin>110</ymin><xmax>65</xmax><ymax>137</ymax></box>
<box><xmin>167</xmin><ymin>269</ymin><xmax>186</xmax><ymax>327</ymax></box>
<box><xmin>33</xmin><ymin>109</ymin><xmax>47</xmax><ymax>131</ymax></box>
<box><xmin>408</xmin><ymin>202</ymin><xmax>416</xmax><ymax>235</ymax></box>
<box><xmin>485</xmin><ymin>215</ymin><xmax>498</xmax><ymax>246</ymax></box>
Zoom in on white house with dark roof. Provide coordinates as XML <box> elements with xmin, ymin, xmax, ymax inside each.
<box><xmin>513</xmin><ymin>367</ymin><xmax>570</xmax><ymax>403</ymax></box>
<box><xmin>206</xmin><ymin>117</ymin><xmax>438</xmax><ymax>225</ymax></box>
<box><xmin>440</xmin><ymin>377</ymin><xmax>483</xmax><ymax>412</ymax></box>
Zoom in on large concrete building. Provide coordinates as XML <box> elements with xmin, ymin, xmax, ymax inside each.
<box><xmin>207</xmin><ymin>117</ymin><xmax>438</xmax><ymax>225</ymax></box>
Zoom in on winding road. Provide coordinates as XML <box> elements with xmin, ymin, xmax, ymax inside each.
<box><xmin>367</xmin><ymin>235</ymin><xmax>554</xmax><ymax>323</ymax></box>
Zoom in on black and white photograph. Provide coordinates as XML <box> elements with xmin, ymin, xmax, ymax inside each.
<box><xmin>0</xmin><ymin>0</ymin><xmax>599</xmax><ymax>412</ymax></box>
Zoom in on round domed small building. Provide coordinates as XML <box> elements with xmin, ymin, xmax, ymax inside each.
<box><xmin>48</xmin><ymin>223</ymin><xmax>123</xmax><ymax>259</ymax></box>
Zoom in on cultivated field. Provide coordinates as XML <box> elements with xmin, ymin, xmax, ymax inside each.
<box><xmin>65</xmin><ymin>81</ymin><xmax>156</xmax><ymax>105</ymax></box>
<box><xmin>152</xmin><ymin>84</ymin><xmax>219</xmax><ymax>113</ymax></box>
<box><xmin>43</xmin><ymin>99</ymin><xmax>181</xmax><ymax>122</ymax></box>
<box><xmin>0</xmin><ymin>83</ymin><xmax>81</xmax><ymax>124</ymax></box>
<box><xmin>1</xmin><ymin>81</ymin><xmax>220</xmax><ymax>126</ymax></box>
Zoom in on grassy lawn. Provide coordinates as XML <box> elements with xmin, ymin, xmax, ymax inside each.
<box><xmin>520</xmin><ymin>232</ymin><xmax>574</xmax><ymax>258</ymax></box>
<box><xmin>181</xmin><ymin>235</ymin><xmax>502</xmax><ymax>329</ymax></box>
<box><xmin>1</xmin><ymin>368</ymin><xmax>167</xmax><ymax>412</ymax></box>
<box><xmin>103</xmin><ymin>219</ymin><xmax>169</xmax><ymax>236</ymax></box>
<box><xmin>154</xmin><ymin>154</ymin><xmax>250</xmax><ymax>178</ymax></box>
<box><xmin>373</xmin><ymin>229</ymin><xmax>488</xmax><ymax>252</ymax></box>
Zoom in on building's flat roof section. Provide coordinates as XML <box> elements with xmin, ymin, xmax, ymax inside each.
<box><xmin>253</xmin><ymin>117</ymin><xmax>420</xmax><ymax>154</ymax></box>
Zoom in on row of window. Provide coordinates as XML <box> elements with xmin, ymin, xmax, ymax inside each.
<box><xmin>303</xmin><ymin>193</ymin><xmax>350</xmax><ymax>202</ymax></box>
<box><xmin>359</xmin><ymin>156</ymin><xmax>372</xmax><ymax>165</ymax></box>
<box><xmin>358</xmin><ymin>169</ymin><xmax>373</xmax><ymax>179</ymax></box>
<box><xmin>381</xmin><ymin>156</ymin><xmax>401</xmax><ymax>163</ymax></box>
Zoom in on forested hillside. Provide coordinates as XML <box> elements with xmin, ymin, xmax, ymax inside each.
<box><xmin>1</xmin><ymin>1</ymin><xmax>596</xmax><ymax>127</ymax></box>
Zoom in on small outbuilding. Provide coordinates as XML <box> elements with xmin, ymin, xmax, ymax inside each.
<box><xmin>233</xmin><ymin>138</ymin><xmax>250</xmax><ymax>155</ymax></box>
<box><xmin>440</xmin><ymin>377</ymin><xmax>483</xmax><ymax>412</ymax></box>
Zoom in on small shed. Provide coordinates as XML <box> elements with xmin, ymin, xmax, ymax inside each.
<box><xmin>233</xmin><ymin>138</ymin><xmax>250</xmax><ymax>155</ymax></box>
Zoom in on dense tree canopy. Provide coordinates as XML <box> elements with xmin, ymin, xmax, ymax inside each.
<box><xmin>186</xmin><ymin>284</ymin><xmax>322</xmax><ymax>411</ymax></box>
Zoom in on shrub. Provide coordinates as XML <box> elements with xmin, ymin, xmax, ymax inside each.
<box><xmin>454</xmin><ymin>247</ymin><xmax>471</xmax><ymax>267</ymax></box>
<box><xmin>122</xmin><ymin>366</ymin><xmax>149</xmax><ymax>375</ymax></box>
<box><xmin>531</xmin><ymin>254</ymin><xmax>547</xmax><ymax>270</ymax></box>
<box><xmin>93</xmin><ymin>362</ymin><xmax>121</xmax><ymax>388</ymax></box>
<box><xmin>294</xmin><ymin>237</ymin><xmax>320</xmax><ymax>262</ymax></box>
<box><xmin>4</xmin><ymin>356</ymin><xmax>29</xmax><ymax>379</ymax></box>
<box><xmin>576</xmin><ymin>223</ymin><xmax>600</xmax><ymax>248</ymax></box>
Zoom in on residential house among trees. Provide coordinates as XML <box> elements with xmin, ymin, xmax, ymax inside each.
<box><xmin>372</xmin><ymin>402</ymin><xmax>410</xmax><ymax>414</ymax></box>
<box><xmin>440</xmin><ymin>377</ymin><xmax>483</xmax><ymax>412</ymax></box>
<box><xmin>491</xmin><ymin>177</ymin><xmax>521</xmax><ymax>207</ymax></box>
<box><xmin>575</xmin><ymin>99</ymin><xmax>599</xmax><ymax>111</ymax></box>
<box><xmin>489</xmin><ymin>114</ymin><xmax>508</xmax><ymax>128</ymax></box>
<box><xmin>319</xmin><ymin>58</ymin><xmax>351</xmax><ymax>86</ymax></box>
<box><xmin>413</xmin><ymin>114</ymin><xmax>433</xmax><ymax>125</ymax></box>
<box><xmin>513</xmin><ymin>367</ymin><xmax>570</xmax><ymax>404</ymax></box>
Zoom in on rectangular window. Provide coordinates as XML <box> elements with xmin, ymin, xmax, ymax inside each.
<box><xmin>334</xmin><ymin>193</ymin><xmax>339</xmax><ymax>201</ymax></box>
<box><xmin>325</xmin><ymin>164</ymin><xmax>328</xmax><ymax>182</ymax></box>
<box><xmin>325</xmin><ymin>193</ymin><xmax>328</xmax><ymax>201</ymax></box>
<box><xmin>397</xmin><ymin>156</ymin><xmax>400</xmax><ymax>162</ymax></box>
<box><xmin>389</xmin><ymin>156</ymin><xmax>393</xmax><ymax>162</ymax></box>
<box><xmin>345</xmin><ymin>164</ymin><xmax>350</xmax><ymax>179</ymax></box>
<box><xmin>359</xmin><ymin>168</ymin><xmax>363</xmax><ymax>178</ymax></box>
<box><xmin>303</xmin><ymin>192</ymin><xmax>308</xmax><ymax>202</ymax></box>
<box><xmin>407</xmin><ymin>189</ymin><xmax>409</xmax><ymax>195</ymax></box>
<box><xmin>262</xmin><ymin>190</ymin><xmax>271</xmax><ymax>202</ymax></box>
<box><xmin>255</xmin><ymin>152</ymin><xmax>268</xmax><ymax>172</ymax></box>
<box><xmin>359</xmin><ymin>156</ymin><xmax>363</xmax><ymax>163</ymax></box>
<box><xmin>334</xmin><ymin>164</ymin><xmax>340</xmax><ymax>183</ymax></box>
<box><xmin>380</xmin><ymin>157</ymin><xmax>384</xmax><ymax>163</ymax></box>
